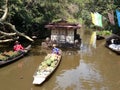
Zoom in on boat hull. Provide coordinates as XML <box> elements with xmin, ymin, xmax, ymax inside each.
<box><xmin>33</xmin><ymin>53</ymin><xmax>62</xmax><ymax>85</ymax></box>
<box><xmin>105</xmin><ymin>34</ymin><xmax>120</xmax><ymax>54</ymax></box>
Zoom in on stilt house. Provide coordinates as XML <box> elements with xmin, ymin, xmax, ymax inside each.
<box><xmin>45</xmin><ymin>19</ymin><xmax>81</xmax><ymax>45</ymax></box>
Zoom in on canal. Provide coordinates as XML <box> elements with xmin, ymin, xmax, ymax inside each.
<box><xmin>0</xmin><ymin>30</ymin><xmax>120</xmax><ymax>90</ymax></box>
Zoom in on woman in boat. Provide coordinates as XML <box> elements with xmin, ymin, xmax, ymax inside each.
<box><xmin>52</xmin><ymin>44</ymin><xmax>60</xmax><ymax>55</ymax></box>
<box><xmin>13</xmin><ymin>41</ymin><xmax>24</xmax><ymax>51</ymax></box>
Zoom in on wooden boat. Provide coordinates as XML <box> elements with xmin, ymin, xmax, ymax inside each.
<box><xmin>96</xmin><ymin>30</ymin><xmax>112</xmax><ymax>40</ymax></box>
<box><xmin>96</xmin><ymin>35</ymin><xmax>105</xmax><ymax>40</ymax></box>
<box><xmin>33</xmin><ymin>52</ymin><xmax>62</xmax><ymax>85</ymax></box>
<box><xmin>105</xmin><ymin>34</ymin><xmax>120</xmax><ymax>54</ymax></box>
<box><xmin>0</xmin><ymin>45</ymin><xmax>31</xmax><ymax>67</ymax></box>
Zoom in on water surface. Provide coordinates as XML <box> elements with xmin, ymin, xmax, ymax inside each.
<box><xmin>0</xmin><ymin>31</ymin><xmax>120</xmax><ymax>90</ymax></box>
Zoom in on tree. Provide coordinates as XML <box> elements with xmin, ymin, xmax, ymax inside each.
<box><xmin>0</xmin><ymin>0</ymin><xmax>118</xmax><ymax>43</ymax></box>
<box><xmin>0</xmin><ymin>0</ymin><xmax>33</xmax><ymax>43</ymax></box>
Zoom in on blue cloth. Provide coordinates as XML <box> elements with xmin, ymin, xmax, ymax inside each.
<box><xmin>52</xmin><ymin>47</ymin><xmax>59</xmax><ymax>54</ymax></box>
<box><xmin>116</xmin><ymin>10</ymin><xmax>120</xmax><ymax>27</ymax></box>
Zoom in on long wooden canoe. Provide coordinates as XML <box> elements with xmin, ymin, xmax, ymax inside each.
<box><xmin>0</xmin><ymin>45</ymin><xmax>31</xmax><ymax>67</ymax></box>
<box><xmin>33</xmin><ymin>52</ymin><xmax>62</xmax><ymax>85</ymax></box>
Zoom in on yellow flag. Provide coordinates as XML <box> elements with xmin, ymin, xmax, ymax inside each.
<box><xmin>91</xmin><ymin>12</ymin><xmax>95</xmax><ymax>25</ymax></box>
<box><xmin>91</xmin><ymin>12</ymin><xmax>103</xmax><ymax>27</ymax></box>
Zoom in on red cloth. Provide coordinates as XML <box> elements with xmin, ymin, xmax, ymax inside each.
<box><xmin>14</xmin><ymin>44</ymin><xmax>24</xmax><ymax>51</ymax></box>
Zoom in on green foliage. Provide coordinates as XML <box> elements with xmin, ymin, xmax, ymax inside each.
<box><xmin>96</xmin><ymin>30</ymin><xmax>112</xmax><ymax>36</ymax></box>
<box><xmin>0</xmin><ymin>0</ymin><xmax>119</xmax><ymax>37</ymax></box>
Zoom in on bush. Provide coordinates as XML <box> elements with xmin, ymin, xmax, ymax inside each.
<box><xmin>96</xmin><ymin>30</ymin><xmax>112</xmax><ymax>36</ymax></box>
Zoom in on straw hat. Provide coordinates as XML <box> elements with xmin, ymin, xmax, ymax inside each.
<box><xmin>15</xmin><ymin>41</ymin><xmax>19</xmax><ymax>44</ymax></box>
<box><xmin>53</xmin><ymin>44</ymin><xmax>57</xmax><ymax>47</ymax></box>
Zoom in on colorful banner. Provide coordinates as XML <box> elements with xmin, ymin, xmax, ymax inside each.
<box><xmin>91</xmin><ymin>12</ymin><xmax>103</xmax><ymax>27</ymax></box>
<box><xmin>116</xmin><ymin>10</ymin><xmax>120</xmax><ymax>27</ymax></box>
<box><xmin>96</xmin><ymin>12</ymin><xmax>103</xmax><ymax>27</ymax></box>
<box><xmin>108</xmin><ymin>11</ymin><xmax>115</xmax><ymax>25</ymax></box>
<box><xmin>91</xmin><ymin>12</ymin><xmax>96</xmax><ymax>25</ymax></box>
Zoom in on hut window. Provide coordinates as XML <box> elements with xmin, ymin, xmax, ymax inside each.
<box><xmin>56</xmin><ymin>31</ymin><xmax>57</xmax><ymax>34</ymax></box>
<box><xmin>52</xmin><ymin>30</ymin><xmax>58</xmax><ymax>35</ymax></box>
<box><xmin>60</xmin><ymin>30</ymin><xmax>65</xmax><ymax>35</ymax></box>
<box><xmin>51</xmin><ymin>30</ymin><xmax>54</xmax><ymax>34</ymax></box>
<box><xmin>63</xmin><ymin>30</ymin><xmax>65</xmax><ymax>34</ymax></box>
<box><xmin>70</xmin><ymin>31</ymin><xmax>74</xmax><ymax>35</ymax></box>
<box><xmin>68</xmin><ymin>31</ymin><xmax>71</xmax><ymax>35</ymax></box>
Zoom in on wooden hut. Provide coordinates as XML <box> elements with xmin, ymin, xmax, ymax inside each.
<box><xmin>45</xmin><ymin>19</ymin><xmax>81</xmax><ymax>47</ymax></box>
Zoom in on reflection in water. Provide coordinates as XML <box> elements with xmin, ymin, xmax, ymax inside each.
<box><xmin>80</xmin><ymin>43</ymin><xmax>92</xmax><ymax>55</ymax></box>
<box><xmin>54</xmin><ymin>58</ymin><xmax>106</xmax><ymax>90</ymax></box>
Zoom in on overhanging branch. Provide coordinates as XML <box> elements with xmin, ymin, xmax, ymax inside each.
<box><xmin>4</xmin><ymin>22</ymin><xmax>34</xmax><ymax>42</ymax></box>
<box><xmin>0</xmin><ymin>31</ymin><xmax>16</xmax><ymax>36</ymax></box>
<box><xmin>0</xmin><ymin>37</ymin><xmax>18</xmax><ymax>43</ymax></box>
<box><xmin>0</xmin><ymin>0</ymin><xmax>8</xmax><ymax>22</ymax></box>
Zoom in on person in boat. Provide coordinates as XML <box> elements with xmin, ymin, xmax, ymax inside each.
<box><xmin>52</xmin><ymin>44</ymin><xmax>60</xmax><ymax>55</ymax></box>
<box><xmin>13</xmin><ymin>41</ymin><xmax>24</xmax><ymax>51</ymax></box>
